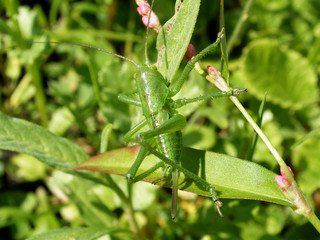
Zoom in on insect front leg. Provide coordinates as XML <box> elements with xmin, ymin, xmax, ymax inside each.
<box><xmin>118</xmin><ymin>89</ymin><xmax>142</xmax><ymax>107</ymax></box>
<box><xmin>136</xmin><ymin>114</ymin><xmax>186</xmax><ymax>141</ymax></box>
<box><xmin>168</xmin><ymin>28</ymin><xmax>225</xmax><ymax>97</ymax></box>
<box><xmin>173</xmin><ymin>89</ymin><xmax>247</xmax><ymax>109</ymax></box>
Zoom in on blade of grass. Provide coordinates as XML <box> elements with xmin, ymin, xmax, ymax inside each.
<box><xmin>27</xmin><ymin>61</ymin><xmax>49</xmax><ymax>127</ymax></box>
<box><xmin>227</xmin><ymin>0</ymin><xmax>253</xmax><ymax>55</ymax></box>
<box><xmin>219</xmin><ymin>0</ymin><xmax>229</xmax><ymax>84</ymax></box>
<box><xmin>246</xmin><ymin>92</ymin><xmax>267</xmax><ymax>161</ymax></box>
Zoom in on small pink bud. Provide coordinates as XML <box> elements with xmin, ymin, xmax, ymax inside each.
<box><xmin>135</xmin><ymin>0</ymin><xmax>149</xmax><ymax>7</ymax></box>
<box><xmin>275</xmin><ymin>166</ymin><xmax>294</xmax><ymax>191</ymax></box>
<box><xmin>280</xmin><ymin>166</ymin><xmax>294</xmax><ymax>177</ymax></box>
<box><xmin>275</xmin><ymin>175</ymin><xmax>290</xmax><ymax>191</ymax></box>
<box><xmin>137</xmin><ymin>3</ymin><xmax>150</xmax><ymax>16</ymax></box>
<box><xmin>183</xmin><ymin>44</ymin><xmax>197</xmax><ymax>62</ymax></box>
<box><xmin>142</xmin><ymin>13</ymin><xmax>160</xmax><ymax>32</ymax></box>
<box><xmin>207</xmin><ymin>66</ymin><xmax>221</xmax><ymax>78</ymax></box>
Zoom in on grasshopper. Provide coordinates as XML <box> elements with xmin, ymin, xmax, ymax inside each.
<box><xmin>31</xmin><ymin>0</ymin><xmax>245</xmax><ymax>219</ymax></box>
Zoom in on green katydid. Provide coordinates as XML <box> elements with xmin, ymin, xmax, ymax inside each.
<box><xmin>30</xmin><ymin>0</ymin><xmax>246</xmax><ymax>219</ymax></box>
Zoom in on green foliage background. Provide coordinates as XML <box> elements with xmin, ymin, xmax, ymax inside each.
<box><xmin>0</xmin><ymin>0</ymin><xmax>320</xmax><ymax>239</ymax></box>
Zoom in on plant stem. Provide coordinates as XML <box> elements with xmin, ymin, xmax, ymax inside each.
<box><xmin>102</xmin><ymin>171</ymin><xmax>144</xmax><ymax>239</ymax></box>
<box><xmin>227</xmin><ymin>0</ymin><xmax>253</xmax><ymax>55</ymax></box>
<box><xmin>99</xmin><ymin>128</ymin><xmax>143</xmax><ymax>239</ymax></box>
<box><xmin>27</xmin><ymin>61</ymin><xmax>49</xmax><ymax>127</ymax></box>
<box><xmin>229</xmin><ymin>96</ymin><xmax>293</xmax><ymax>181</ymax></box>
<box><xmin>205</xmin><ymin>73</ymin><xmax>320</xmax><ymax>232</ymax></box>
<box><xmin>126</xmin><ymin>183</ymin><xmax>145</xmax><ymax>240</ymax></box>
<box><xmin>230</xmin><ymin>95</ymin><xmax>320</xmax><ymax>233</ymax></box>
<box><xmin>308</xmin><ymin>211</ymin><xmax>320</xmax><ymax>233</ymax></box>
<box><xmin>87</xmin><ymin>55</ymin><xmax>102</xmax><ymax>105</ymax></box>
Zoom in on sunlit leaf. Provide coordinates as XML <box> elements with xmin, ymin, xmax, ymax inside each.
<box><xmin>75</xmin><ymin>146</ymin><xmax>293</xmax><ymax>207</ymax></box>
<box><xmin>25</xmin><ymin>227</ymin><xmax>132</xmax><ymax>240</ymax></box>
<box><xmin>242</xmin><ymin>40</ymin><xmax>318</xmax><ymax>109</ymax></box>
<box><xmin>156</xmin><ymin>0</ymin><xmax>200</xmax><ymax>82</ymax></box>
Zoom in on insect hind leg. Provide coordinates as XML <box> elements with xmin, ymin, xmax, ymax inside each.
<box><xmin>139</xmin><ymin>140</ymin><xmax>224</xmax><ymax>217</ymax></box>
<box><xmin>152</xmin><ymin>165</ymin><xmax>170</xmax><ymax>184</ymax></box>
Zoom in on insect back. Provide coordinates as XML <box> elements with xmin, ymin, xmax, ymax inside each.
<box><xmin>135</xmin><ymin>64</ymin><xmax>169</xmax><ymax>117</ymax></box>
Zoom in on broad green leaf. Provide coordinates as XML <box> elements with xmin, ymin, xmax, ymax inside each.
<box><xmin>0</xmin><ymin>113</ymin><xmax>121</xmax><ymax>227</ymax></box>
<box><xmin>75</xmin><ymin>146</ymin><xmax>294</xmax><ymax>207</ymax></box>
<box><xmin>0</xmin><ymin>111</ymin><xmax>116</xmax><ymax>187</ymax></box>
<box><xmin>242</xmin><ymin>40</ymin><xmax>318</xmax><ymax>109</ymax></box>
<box><xmin>183</xmin><ymin>125</ymin><xmax>216</xmax><ymax>150</ymax></box>
<box><xmin>25</xmin><ymin>227</ymin><xmax>132</xmax><ymax>240</ymax></box>
<box><xmin>156</xmin><ymin>0</ymin><xmax>200</xmax><ymax>82</ymax></box>
<box><xmin>0</xmin><ymin>111</ymin><xmax>87</xmax><ymax>172</ymax></box>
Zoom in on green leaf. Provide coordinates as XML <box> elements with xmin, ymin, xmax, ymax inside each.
<box><xmin>74</xmin><ymin>146</ymin><xmax>294</xmax><ymax>207</ymax></box>
<box><xmin>0</xmin><ymin>111</ymin><xmax>87</xmax><ymax>173</ymax></box>
<box><xmin>0</xmin><ymin>111</ymin><xmax>114</xmax><ymax>187</ymax></box>
<box><xmin>219</xmin><ymin>0</ymin><xmax>229</xmax><ymax>81</ymax></box>
<box><xmin>156</xmin><ymin>0</ymin><xmax>200</xmax><ymax>82</ymax></box>
<box><xmin>242</xmin><ymin>39</ymin><xmax>318</xmax><ymax>109</ymax></box>
<box><xmin>25</xmin><ymin>227</ymin><xmax>132</xmax><ymax>240</ymax></box>
<box><xmin>183</xmin><ymin>125</ymin><xmax>216</xmax><ymax>150</ymax></box>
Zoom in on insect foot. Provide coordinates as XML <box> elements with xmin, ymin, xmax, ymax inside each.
<box><xmin>217</xmin><ymin>27</ymin><xmax>225</xmax><ymax>39</ymax></box>
<box><xmin>126</xmin><ymin>173</ymin><xmax>135</xmax><ymax>182</ymax></box>
<box><xmin>232</xmin><ymin>88</ymin><xmax>248</xmax><ymax>96</ymax></box>
<box><xmin>136</xmin><ymin>133</ymin><xmax>145</xmax><ymax>143</ymax></box>
<box><xmin>209</xmin><ymin>187</ymin><xmax>224</xmax><ymax>217</ymax></box>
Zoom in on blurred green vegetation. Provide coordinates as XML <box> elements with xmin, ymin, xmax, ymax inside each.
<box><xmin>0</xmin><ymin>0</ymin><xmax>320</xmax><ymax>239</ymax></box>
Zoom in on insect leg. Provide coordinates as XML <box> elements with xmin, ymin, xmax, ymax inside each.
<box><xmin>124</xmin><ymin>115</ymin><xmax>186</xmax><ymax>182</ymax></box>
<box><xmin>136</xmin><ymin>114</ymin><xmax>186</xmax><ymax>141</ymax></box>
<box><xmin>124</xmin><ymin>118</ymin><xmax>147</xmax><ymax>142</ymax></box>
<box><xmin>123</xmin><ymin>119</ymin><xmax>149</xmax><ymax>181</ymax></box>
<box><xmin>173</xmin><ymin>89</ymin><xmax>247</xmax><ymax>109</ymax></box>
<box><xmin>118</xmin><ymin>89</ymin><xmax>142</xmax><ymax>107</ymax></box>
<box><xmin>129</xmin><ymin>160</ymin><xmax>166</xmax><ymax>183</ymax></box>
<box><xmin>138</xmin><ymin>140</ymin><xmax>223</xmax><ymax>217</ymax></box>
<box><xmin>126</xmin><ymin>143</ymin><xmax>161</xmax><ymax>182</ymax></box>
<box><xmin>171</xmin><ymin>168</ymin><xmax>179</xmax><ymax>219</ymax></box>
<box><xmin>169</xmin><ymin>28</ymin><xmax>225</xmax><ymax>97</ymax></box>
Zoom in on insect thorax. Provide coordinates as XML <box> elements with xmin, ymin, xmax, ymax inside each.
<box><xmin>136</xmin><ymin>64</ymin><xmax>169</xmax><ymax>116</ymax></box>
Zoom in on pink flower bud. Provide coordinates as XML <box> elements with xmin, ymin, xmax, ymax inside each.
<box><xmin>183</xmin><ymin>44</ymin><xmax>197</xmax><ymax>62</ymax></box>
<box><xmin>275</xmin><ymin>167</ymin><xmax>294</xmax><ymax>191</ymax></box>
<box><xmin>142</xmin><ymin>13</ymin><xmax>160</xmax><ymax>32</ymax></box>
<box><xmin>207</xmin><ymin>66</ymin><xmax>222</xmax><ymax>78</ymax></box>
<box><xmin>135</xmin><ymin>0</ymin><xmax>149</xmax><ymax>7</ymax></box>
<box><xmin>280</xmin><ymin>166</ymin><xmax>294</xmax><ymax>177</ymax></box>
<box><xmin>137</xmin><ymin>3</ymin><xmax>150</xmax><ymax>16</ymax></box>
<box><xmin>275</xmin><ymin>175</ymin><xmax>290</xmax><ymax>191</ymax></box>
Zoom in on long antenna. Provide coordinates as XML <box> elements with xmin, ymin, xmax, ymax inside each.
<box><xmin>144</xmin><ymin>0</ymin><xmax>156</xmax><ymax>63</ymax></box>
<box><xmin>28</xmin><ymin>41</ymin><xmax>138</xmax><ymax>66</ymax></box>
